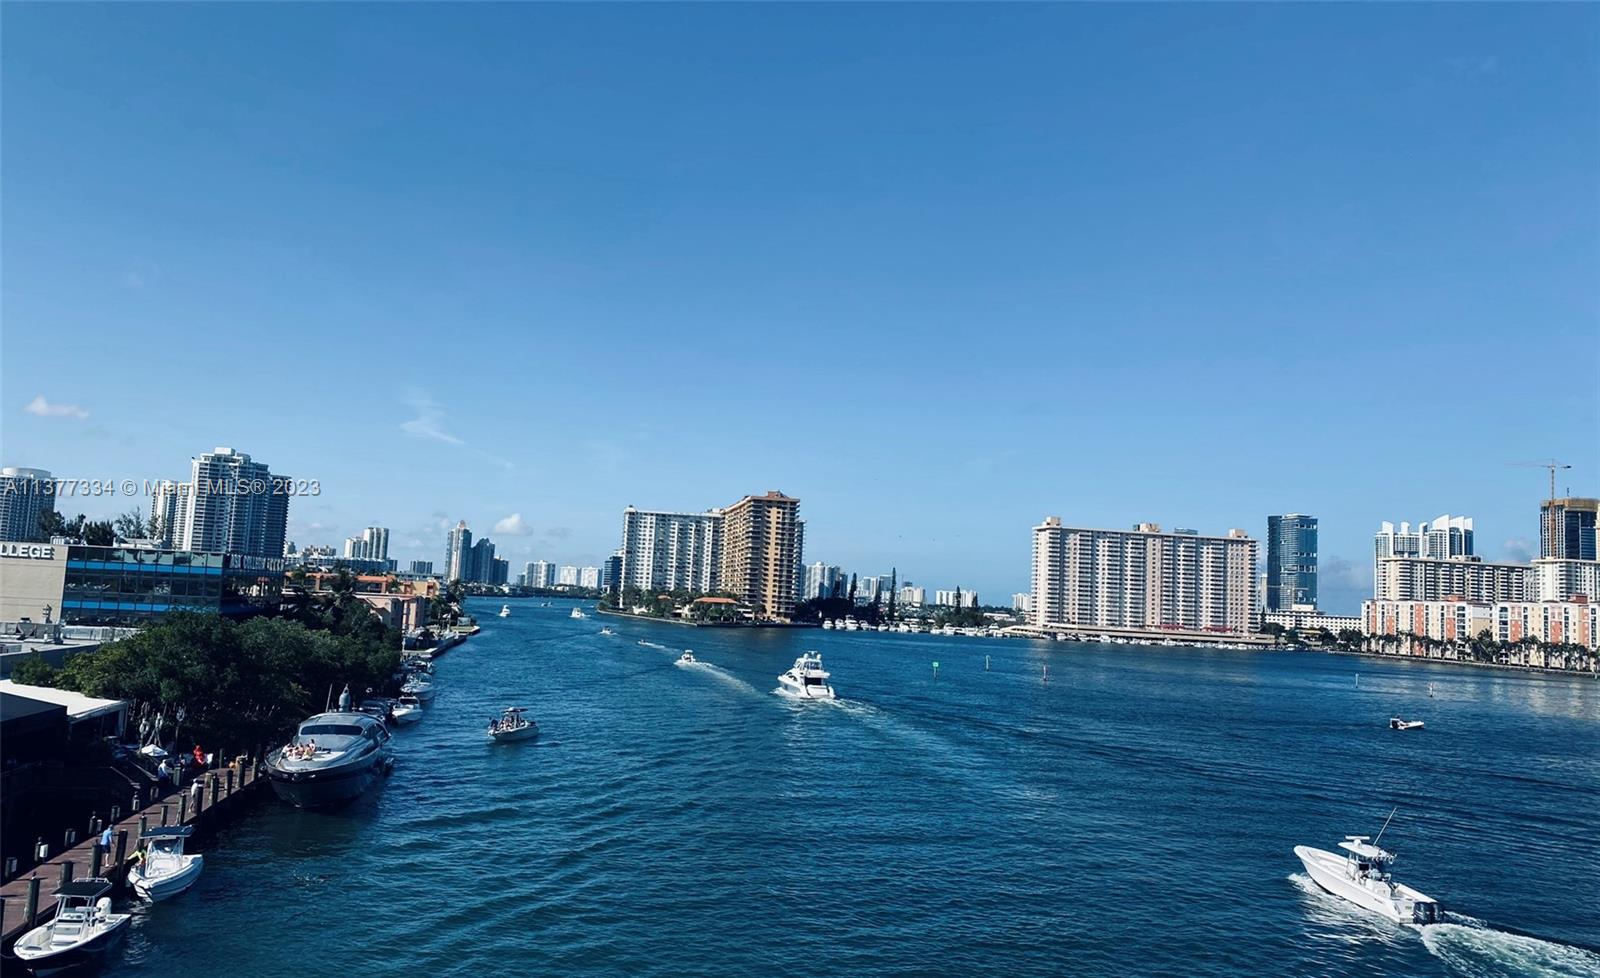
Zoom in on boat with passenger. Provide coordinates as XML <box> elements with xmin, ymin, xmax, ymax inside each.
<box><xmin>677</xmin><ymin>650</ymin><xmax>697</xmax><ymax>665</ymax></box>
<box><xmin>570</xmin><ymin>607</ymin><xmax>587</xmax><ymax>620</ymax></box>
<box><xmin>488</xmin><ymin>707</ymin><xmax>539</xmax><ymax>742</ymax></box>
<box><xmin>12</xmin><ymin>878</ymin><xmax>130</xmax><ymax>975</ymax></box>
<box><xmin>129</xmin><ymin>825</ymin><xmax>203</xmax><ymax>902</ymax></box>
<box><xmin>777</xmin><ymin>651</ymin><xmax>836</xmax><ymax>700</ymax></box>
<box><xmin>1390</xmin><ymin>717</ymin><xmax>1424</xmax><ymax>731</ymax></box>
<box><xmin>1294</xmin><ymin>818</ymin><xmax>1439</xmax><ymax>924</ymax></box>
<box><xmin>265</xmin><ymin>711</ymin><xmax>394</xmax><ymax>808</ymax></box>
<box><xmin>499</xmin><ymin>604</ymin><xmax>511</xmax><ymax>618</ymax></box>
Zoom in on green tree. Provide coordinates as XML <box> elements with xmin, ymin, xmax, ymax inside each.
<box><xmin>114</xmin><ymin>508</ymin><xmax>150</xmax><ymax>540</ymax></box>
<box><xmin>9</xmin><ymin>657</ymin><xmax>59</xmax><ymax>686</ymax></box>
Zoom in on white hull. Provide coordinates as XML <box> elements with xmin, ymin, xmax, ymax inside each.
<box><xmin>401</xmin><ymin>683</ymin><xmax>435</xmax><ymax>702</ymax></box>
<box><xmin>777</xmin><ymin>675</ymin><xmax>835</xmax><ymax>699</ymax></box>
<box><xmin>389</xmin><ymin>706</ymin><xmax>423</xmax><ymax>724</ymax></box>
<box><xmin>489</xmin><ymin>724</ymin><xmax>539</xmax><ymax>742</ymax></box>
<box><xmin>1295</xmin><ymin>846</ymin><xmax>1436</xmax><ymax>923</ymax></box>
<box><xmin>132</xmin><ymin>855</ymin><xmax>204</xmax><ymax>902</ymax></box>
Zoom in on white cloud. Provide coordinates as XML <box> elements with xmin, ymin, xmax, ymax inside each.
<box><xmin>1501</xmin><ymin>538</ymin><xmax>1535</xmax><ymax>564</ymax></box>
<box><xmin>399</xmin><ymin>393</ymin><xmax>465</xmax><ymax>445</ymax></box>
<box><xmin>494</xmin><ymin>513</ymin><xmax>533</xmax><ymax>536</ymax></box>
<box><xmin>24</xmin><ymin>395</ymin><xmax>89</xmax><ymax>420</ymax></box>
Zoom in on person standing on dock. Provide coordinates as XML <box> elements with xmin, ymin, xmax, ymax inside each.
<box><xmin>98</xmin><ymin>826</ymin><xmax>113</xmax><ymax>860</ymax></box>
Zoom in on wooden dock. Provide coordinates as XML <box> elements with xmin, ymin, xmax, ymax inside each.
<box><xmin>0</xmin><ymin>760</ymin><xmax>264</xmax><ymax>946</ymax></box>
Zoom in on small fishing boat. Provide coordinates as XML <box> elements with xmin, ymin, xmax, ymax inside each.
<box><xmin>1294</xmin><ymin>814</ymin><xmax>1439</xmax><ymax>924</ymax></box>
<box><xmin>488</xmin><ymin>707</ymin><xmax>539</xmax><ymax>742</ymax></box>
<box><xmin>499</xmin><ymin>605</ymin><xmax>511</xmax><ymax>618</ymax></box>
<box><xmin>1390</xmin><ymin>717</ymin><xmax>1425</xmax><ymax>731</ymax></box>
<box><xmin>400</xmin><ymin>673</ymin><xmax>436</xmax><ymax>702</ymax></box>
<box><xmin>599</xmin><ymin>626</ymin><xmax>616</xmax><ymax>636</ymax></box>
<box><xmin>570</xmin><ymin>607</ymin><xmax>587</xmax><ymax>620</ymax></box>
<box><xmin>130</xmin><ymin>826</ymin><xmax>203</xmax><ymax>902</ymax></box>
<box><xmin>777</xmin><ymin>652</ymin><xmax>836</xmax><ymax>700</ymax></box>
<box><xmin>678</xmin><ymin>650</ymin><xmax>697</xmax><ymax>665</ymax></box>
<box><xmin>13</xmin><ymin>879</ymin><xmax>130</xmax><ymax>975</ymax></box>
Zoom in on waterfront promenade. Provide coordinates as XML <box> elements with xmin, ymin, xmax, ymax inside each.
<box><xmin>0</xmin><ymin>760</ymin><xmax>262</xmax><ymax>947</ymax></box>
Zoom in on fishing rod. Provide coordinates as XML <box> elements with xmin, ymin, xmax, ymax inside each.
<box><xmin>1373</xmin><ymin>806</ymin><xmax>1399</xmax><ymax>847</ymax></box>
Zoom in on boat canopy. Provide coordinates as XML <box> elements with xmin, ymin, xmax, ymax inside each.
<box><xmin>142</xmin><ymin>825</ymin><xmax>194</xmax><ymax>840</ymax></box>
<box><xmin>1338</xmin><ymin>837</ymin><xmax>1394</xmax><ymax>860</ymax></box>
<box><xmin>55</xmin><ymin>879</ymin><xmax>114</xmax><ymax>899</ymax></box>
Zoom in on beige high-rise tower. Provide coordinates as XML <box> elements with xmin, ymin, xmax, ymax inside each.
<box><xmin>719</xmin><ymin>491</ymin><xmax>802</xmax><ymax>620</ymax></box>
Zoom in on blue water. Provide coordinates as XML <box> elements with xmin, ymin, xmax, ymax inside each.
<box><xmin>116</xmin><ymin>598</ymin><xmax>1599</xmax><ymax>977</ymax></box>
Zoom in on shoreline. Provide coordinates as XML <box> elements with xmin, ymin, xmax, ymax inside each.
<box><xmin>594</xmin><ymin>607</ymin><xmax>814</xmax><ymax>629</ymax></box>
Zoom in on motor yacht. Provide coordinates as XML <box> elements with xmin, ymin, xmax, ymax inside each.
<box><xmin>677</xmin><ymin>650</ymin><xmax>697</xmax><ymax>665</ymax></box>
<box><xmin>488</xmin><ymin>707</ymin><xmax>539</xmax><ymax>742</ymax></box>
<box><xmin>570</xmin><ymin>607</ymin><xmax>587</xmax><ymax>620</ymax></box>
<box><xmin>265</xmin><ymin>711</ymin><xmax>394</xmax><ymax>808</ymax></box>
<box><xmin>499</xmin><ymin>605</ymin><xmax>511</xmax><ymax>618</ymax></box>
<box><xmin>400</xmin><ymin>673</ymin><xmax>436</xmax><ymax>702</ymax></box>
<box><xmin>821</xmin><ymin>619</ymin><xmax>835</xmax><ymax>629</ymax></box>
<box><xmin>390</xmin><ymin>695</ymin><xmax>424</xmax><ymax>724</ymax></box>
<box><xmin>777</xmin><ymin>651</ymin><xmax>836</xmax><ymax>699</ymax></box>
<box><xmin>1390</xmin><ymin>717</ymin><xmax>1425</xmax><ymax>731</ymax></box>
<box><xmin>1295</xmin><ymin>826</ymin><xmax>1439</xmax><ymax>924</ymax></box>
<box><xmin>13</xmin><ymin>879</ymin><xmax>130</xmax><ymax>976</ymax></box>
<box><xmin>129</xmin><ymin>826</ymin><xmax>203</xmax><ymax>902</ymax></box>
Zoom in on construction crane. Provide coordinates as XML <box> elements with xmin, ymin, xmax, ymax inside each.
<box><xmin>1513</xmin><ymin>459</ymin><xmax>1572</xmax><ymax>502</ymax></box>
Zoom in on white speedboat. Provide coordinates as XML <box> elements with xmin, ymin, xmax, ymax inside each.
<box><xmin>390</xmin><ymin>695</ymin><xmax>424</xmax><ymax>724</ymax></box>
<box><xmin>400</xmin><ymin>674</ymin><xmax>435</xmax><ymax>702</ymax></box>
<box><xmin>777</xmin><ymin>651</ymin><xmax>836</xmax><ymax>699</ymax></box>
<box><xmin>678</xmin><ymin>650</ymin><xmax>697</xmax><ymax>665</ymax></box>
<box><xmin>821</xmin><ymin>619</ymin><xmax>835</xmax><ymax>630</ymax></box>
<box><xmin>1295</xmin><ymin>829</ymin><xmax>1439</xmax><ymax>924</ymax></box>
<box><xmin>488</xmin><ymin>707</ymin><xmax>539</xmax><ymax>742</ymax></box>
<box><xmin>499</xmin><ymin>605</ymin><xmax>511</xmax><ymax>618</ymax></box>
<box><xmin>1390</xmin><ymin>717</ymin><xmax>1424</xmax><ymax>731</ymax></box>
<box><xmin>264</xmin><ymin>711</ymin><xmax>395</xmax><ymax>808</ymax></box>
<box><xmin>13</xmin><ymin>878</ymin><xmax>130</xmax><ymax>975</ymax></box>
<box><xmin>599</xmin><ymin>626</ymin><xmax>615</xmax><ymax>636</ymax></box>
<box><xmin>129</xmin><ymin>826</ymin><xmax>203</xmax><ymax>902</ymax></box>
<box><xmin>570</xmin><ymin>607</ymin><xmax>587</xmax><ymax>620</ymax></box>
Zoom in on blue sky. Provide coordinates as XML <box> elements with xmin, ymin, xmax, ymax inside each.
<box><xmin>3</xmin><ymin>4</ymin><xmax>1596</xmax><ymax>611</ymax></box>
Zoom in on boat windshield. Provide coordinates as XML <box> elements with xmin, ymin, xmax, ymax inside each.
<box><xmin>299</xmin><ymin>723</ymin><xmax>365</xmax><ymax>737</ymax></box>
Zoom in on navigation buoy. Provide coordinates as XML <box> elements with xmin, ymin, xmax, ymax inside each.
<box><xmin>984</xmin><ymin>655</ymin><xmax>991</xmax><ymax>672</ymax></box>
<box><xmin>932</xmin><ymin>661</ymin><xmax>940</xmax><ymax>680</ymax></box>
<box><xmin>1042</xmin><ymin>664</ymin><xmax>1050</xmax><ymax>683</ymax></box>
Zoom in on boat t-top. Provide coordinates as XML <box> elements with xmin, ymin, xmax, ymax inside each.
<box><xmin>499</xmin><ymin>605</ymin><xmax>511</xmax><ymax>618</ymax></box>
<box><xmin>129</xmin><ymin>825</ymin><xmax>203</xmax><ymax>902</ymax></box>
<box><xmin>13</xmin><ymin>878</ymin><xmax>130</xmax><ymax>974</ymax></box>
<box><xmin>777</xmin><ymin>651</ymin><xmax>836</xmax><ymax>699</ymax></box>
<box><xmin>1294</xmin><ymin>816</ymin><xmax>1439</xmax><ymax>924</ymax></box>
<box><xmin>1390</xmin><ymin>717</ymin><xmax>1425</xmax><ymax>731</ymax></box>
<box><xmin>488</xmin><ymin>707</ymin><xmax>539</xmax><ymax>742</ymax></box>
<box><xmin>570</xmin><ymin>607</ymin><xmax>588</xmax><ymax>619</ymax></box>
<box><xmin>678</xmin><ymin>650</ymin><xmax>697</xmax><ymax>665</ymax></box>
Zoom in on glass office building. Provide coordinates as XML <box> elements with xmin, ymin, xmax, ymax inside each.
<box><xmin>60</xmin><ymin>546</ymin><xmax>285</xmax><ymax>625</ymax></box>
<box><xmin>1266</xmin><ymin>515</ymin><xmax>1318</xmax><ymax>612</ymax></box>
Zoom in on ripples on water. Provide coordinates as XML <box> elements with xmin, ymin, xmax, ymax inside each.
<box><xmin>115</xmin><ymin>600</ymin><xmax>1600</xmax><ymax>978</ymax></box>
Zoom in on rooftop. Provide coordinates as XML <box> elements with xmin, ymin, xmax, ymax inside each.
<box><xmin>0</xmin><ymin>681</ymin><xmax>127</xmax><ymax>721</ymax></box>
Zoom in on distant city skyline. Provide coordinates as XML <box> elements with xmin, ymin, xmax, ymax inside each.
<box><xmin>3</xmin><ymin>4</ymin><xmax>1595</xmax><ymax>611</ymax></box>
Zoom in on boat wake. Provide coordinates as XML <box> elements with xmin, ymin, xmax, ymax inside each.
<box><xmin>1289</xmin><ymin>874</ymin><xmax>1600</xmax><ymax>977</ymax></box>
<box><xmin>679</xmin><ymin>661</ymin><xmax>761</xmax><ymax>696</ymax></box>
<box><xmin>1420</xmin><ymin>918</ymin><xmax>1600</xmax><ymax>978</ymax></box>
<box><xmin>637</xmin><ymin>640</ymin><xmax>669</xmax><ymax>650</ymax></box>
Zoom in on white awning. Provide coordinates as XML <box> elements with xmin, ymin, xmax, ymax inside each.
<box><xmin>0</xmin><ymin>680</ymin><xmax>128</xmax><ymax>722</ymax></box>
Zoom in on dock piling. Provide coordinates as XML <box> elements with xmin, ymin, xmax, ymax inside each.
<box><xmin>139</xmin><ymin>815</ymin><xmax>149</xmax><ymax>838</ymax></box>
<box><xmin>226</xmin><ymin>769</ymin><xmax>235</xmax><ymax>793</ymax></box>
<box><xmin>114</xmin><ymin>830</ymin><xmax>127</xmax><ymax>872</ymax></box>
<box><xmin>57</xmin><ymin>861</ymin><xmax>73</xmax><ymax>889</ymax></box>
<box><xmin>90</xmin><ymin>845</ymin><xmax>102</xmax><ymax>879</ymax></box>
<box><xmin>24</xmin><ymin>876</ymin><xmax>39</xmax><ymax>927</ymax></box>
<box><xmin>210</xmin><ymin>776</ymin><xmax>220</xmax><ymax>806</ymax></box>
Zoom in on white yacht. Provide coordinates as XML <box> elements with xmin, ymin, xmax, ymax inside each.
<box><xmin>1390</xmin><ymin>717</ymin><xmax>1425</xmax><ymax>731</ymax></box>
<box><xmin>13</xmin><ymin>879</ymin><xmax>130</xmax><ymax>975</ymax></box>
<box><xmin>570</xmin><ymin>607</ymin><xmax>587</xmax><ymax>620</ymax></box>
<box><xmin>129</xmin><ymin>825</ymin><xmax>203</xmax><ymax>902</ymax></box>
<box><xmin>1295</xmin><ymin>828</ymin><xmax>1439</xmax><ymax>924</ymax></box>
<box><xmin>400</xmin><ymin>673</ymin><xmax>435</xmax><ymax>702</ymax></box>
<box><xmin>265</xmin><ymin>711</ymin><xmax>395</xmax><ymax>808</ymax></box>
<box><xmin>488</xmin><ymin>707</ymin><xmax>539</xmax><ymax>742</ymax></box>
<box><xmin>390</xmin><ymin>695</ymin><xmax>424</xmax><ymax>724</ymax></box>
<box><xmin>677</xmin><ymin>650</ymin><xmax>697</xmax><ymax>665</ymax></box>
<box><xmin>499</xmin><ymin>605</ymin><xmax>511</xmax><ymax>618</ymax></box>
<box><xmin>777</xmin><ymin>651</ymin><xmax>836</xmax><ymax>700</ymax></box>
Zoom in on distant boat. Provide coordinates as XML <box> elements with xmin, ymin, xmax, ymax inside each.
<box><xmin>678</xmin><ymin>650</ymin><xmax>697</xmax><ymax>666</ymax></box>
<box><xmin>570</xmin><ymin>607</ymin><xmax>587</xmax><ymax>620</ymax></box>
<box><xmin>777</xmin><ymin>651</ymin><xmax>836</xmax><ymax>700</ymax></box>
<box><xmin>1390</xmin><ymin>717</ymin><xmax>1425</xmax><ymax>731</ymax></box>
<box><xmin>599</xmin><ymin>626</ymin><xmax>615</xmax><ymax>636</ymax></box>
<box><xmin>488</xmin><ymin>707</ymin><xmax>539</xmax><ymax>742</ymax></box>
<box><xmin>499</xmin><ymin>605</ymin><xmax>511</xmax><ymax>618</ymax></box>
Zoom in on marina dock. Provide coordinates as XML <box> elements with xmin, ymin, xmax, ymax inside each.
<box><xmin>0</xmin><ymin>760</ymin><xmax>264</xmax><ymax>951</ymax></box>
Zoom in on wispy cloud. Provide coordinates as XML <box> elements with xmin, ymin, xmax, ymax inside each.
<box><xmin>25</xmin><ymin>395</ymin><xmax>89</xmax><ymax>420</ymax></box>
<box><xmin>400</xmin><ymin>393</ymin><xmax>466</xmax><ymax>445</ymax></box>
<box><xmin>1501</xmin><ymin>537</ymin><xmax>1535</xmax><ymax>564</ymax></box>
<box><xmin>494</xmin><ymin>513</ymin><xmax>533</xmax><ymax>536</ymax></box>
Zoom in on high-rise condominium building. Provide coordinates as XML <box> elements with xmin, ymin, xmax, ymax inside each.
<box><xmin>178</xmin><ymin>448</ymin><xmax>290</xmax><ymax>557</ymax></box>
<box><xmin>149</xmin><ymin>480</ymin><xmax>183</xmax><ymax>547</ymax></box>
<box><xmin>719</xmin><ymin>491</ymin><xmax>803</xmax><ymax>620</ymax></box>
<box><xmin>804</xmin><ymin>562</ymin><xmax>843</xmax><ymax>601</ymax></box>
<box><xmin>618</xmin><ymin>507</ymin><xmax>724</xmax><ymax>593</ymax></box>
<box><xmin>1031</xmin><ymin>519</ymin><xmax>1257</xmax><ymax>634</ymax></box>
<box><xmin>525</xmin><ymin>560</ymin><xmax>555</xmax><ymax>588</ymax></box>
<box><xmin>1266</xmin><ymin>514</ymin><xmax>1318</xmax><ymax>611</ymax></box>
<box><xmin>409</xmin><ymin>560</ymin><xmax>434</xmax><ymax>576</ymax></box>
<box><xmin>898</xmin><ymin>586</ymin><xmax>926</xmax><ymax>607</ymax></box>
<box><xmin>1374</xmin><ymin>516</ymin><xmax>1474</xmax><ymax>561</ymax></box>
<box><xmin>578</xmin><ymin>566</ymin><xmax>601</xmax><ymax>589</ymax></box>
<box><xmin>1541</xmin><ymin>498</ymin><xmax>1599</xmax><ymax>561</ymax></box>
<box><xmin>468</xmin><ymin>539</ymin><xmax>497</xmax><ymax>584</ymax></box>
<box><xmin>445</xmin><ymin>521</ymin><xmax>472</xmax><ymax>582</ymax></box>
<box><xmin>557</xmin><ymin>565</ymin><xmax>580</xmax><ymax>586</ymax></box>
<box><xmin>935</xmin><ymin>589</ymin><xmax>978</xmax><ymax>608</ymax></box>
<box><xmin>343</xmin><ymin>526</ymin><xmax>390</xmax><ymax>561</ymax></box>
<box><xmin>1372</xmin><ymin>555</ymin><xmax>1529</xmax><ymax>603</ymax></box>
<box><xmin>0</xmin><ymin>467</ymin><xmax>57</xmax><ymax>542</ymax></box>
<box><xmin>1013</xmin><ymin>592</ymin><xmax>1034</xmax><ymax>613</ymax></box>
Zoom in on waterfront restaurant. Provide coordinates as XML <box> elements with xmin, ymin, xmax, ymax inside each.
<box><xmin>0</xmin><ymin>544</ymin><xmax>285</xmax><ymax>626</ymax></box>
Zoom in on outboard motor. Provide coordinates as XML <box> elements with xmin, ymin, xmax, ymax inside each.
<box><xmin>1412</xmin><ymin>901</ymin><xmax>1439</xmax><ymax>924</ymax></box>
